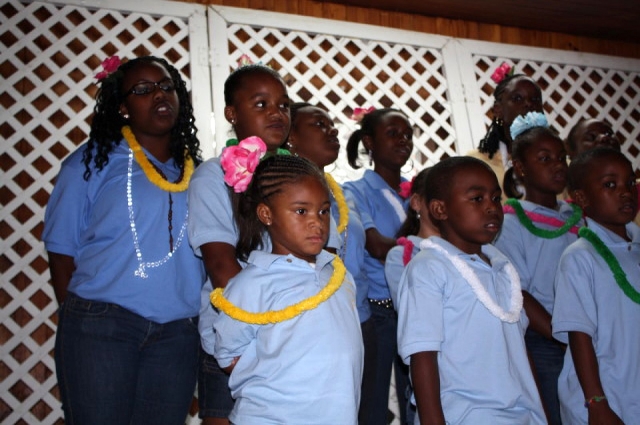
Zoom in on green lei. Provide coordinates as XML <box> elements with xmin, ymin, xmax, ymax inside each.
<box><xmin>505</xmin><ymin>198</ymin><xmax>582</xmax><ymax>239</ymax></box>
<box><xmin>578</xmin><ymin>226</ymin><xmax>640</xmax><ymax>305</ymax></box>
<box><xmin>226</xmin><ymin>138</ymin><xmax>291</xmax><ymax>156</ymax></box>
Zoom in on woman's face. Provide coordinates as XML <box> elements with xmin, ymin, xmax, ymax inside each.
<box><xmin>494</xmin><ymin>77</ymin><xmax>543</xmax><ymax>142</ymax></box>
<box><xmin>288</xmin><ymin>106</ymin><xmax>340</xmax><ymax>168</ymax></box>
<box><xmin>120</xmin><ymin>61</ymin><xmax>180</xmax><ymax>139</ymax></box>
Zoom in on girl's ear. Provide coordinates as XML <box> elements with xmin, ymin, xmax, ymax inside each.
<box><xmin>409</xmin><ymin>194</ymin><xmax>423</xmax><ymax>215</ymax></box>
<box><xmin>256</xmin><ymin>203</ymin><xmax>272</xmax><ymax>226</ymax></box>
<box><xmin>492</xmin><ymin>101</ymin><xmax>503</xmax><ymax>122</ymax></box>
<box><xmin>572</xmin><ymin>189</ymin><xmax>589</xmax><ymax>211</ymax></box>
<box><xmin>224</xmin><ymin>105</ymin><xmax>237</xmax><ymax>125</ymax></box>
<box><xmin>428</xmin><ymin>198</ymin><xmax>447</xmax><ymax>221</ymax></box>
<box><xmin>513</xmin><ymin>159</ymin><xmax>525</xmax><ymax>179</ymax></box>
<box><xmin>362</xmin><ymin>134</ymin><xmax>373</xmax><ymax>152</ymax></box>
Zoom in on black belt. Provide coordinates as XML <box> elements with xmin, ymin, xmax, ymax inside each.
<box><xmin>368</xmin><ymin>298</ymin><xmax>393</xmax><ymax>309</ymax></box>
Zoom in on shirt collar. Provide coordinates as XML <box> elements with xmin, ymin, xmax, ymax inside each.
<box><xmin>584</xmin><ymin>218</ymin><xmax>640</xmax><ymax>246</ymax></box>
<box><xmin>426</xmin><ymin>236</ymin><xmax>510</xmax><ymax>270</ymax></box>
<box><xmin>248</xmin><ymin>249</ymin><xmax>336</xmax><ymax>271</ymax></box>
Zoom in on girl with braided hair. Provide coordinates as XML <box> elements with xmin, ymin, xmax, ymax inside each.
<box><xmin>42</xmin><ymin>55</ymin><xmax>205</xmax><ymax>424</ymax></box>
<box><xmin>211</xmin><ymin>155</ymin><xmax>363</xmax><ymax>424</ymax></box>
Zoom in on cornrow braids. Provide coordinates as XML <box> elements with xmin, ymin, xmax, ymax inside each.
<box><xmin>82</xmin><ymin>56</ymin><xmax>201</xmax><ymax>180</ymax></box>
<box><xmin>478</xmin><ymin>73</ymin><xmax>528</xmax><ymax>158</ymax></box>
<box><xmin>346</xmin><ymin>108</ymin><xmax>402</xmax><ymax>169</ymax></box>
<box><xmin>235</xmin><ymin>155</ymin><xmax>328</xmax><ymax>261</ymax></box>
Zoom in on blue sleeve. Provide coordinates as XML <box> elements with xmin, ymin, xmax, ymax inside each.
<box><xmin>42</xmin><ymin>149</ymin><xmax>89</xmax><ymax>257</ymax></box>
<box><xmin>385</xmin><ymin>246</ymin><xmax>405</xmax><ymax>308</ymax></box>
<box><xmin>344</xmin><ymin>182</ymin><xmax>374</xmax><ymax>230</ymax></box>
<box><xmin>494</xmin><ymin>216</ymin><xmax>532</xmax><ymax>292</ymax></box>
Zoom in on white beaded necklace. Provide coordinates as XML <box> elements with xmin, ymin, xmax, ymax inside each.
<box><xmin>421</xmin><ymin>239</ymin><xmax>523</xmax><ymax>323</ymax></box>
<box><xmin>127</xmin><ymin>149</ymin><xmax>188</xmax><ymax>278</ymax></box>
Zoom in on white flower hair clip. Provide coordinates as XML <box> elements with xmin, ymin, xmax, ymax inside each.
<box><xmin>510</xmin><ymin>111</ymin><xmax>549</xmax><ymax>140</ymax></box>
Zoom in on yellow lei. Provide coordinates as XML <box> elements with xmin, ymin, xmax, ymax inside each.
<box><xmin>210</xmin><ymin>255</ymin><xmax>346</xmax><ymax>324</ymax></box>
<box><xmin>325</xmin><ymin>173</ymin><xmax>349</xmax><ymax>234</ymax></box>
<box><xmin>122</xmin><ymin>126</ymin><xmax>194</xmax><ymax>192</ymax></box>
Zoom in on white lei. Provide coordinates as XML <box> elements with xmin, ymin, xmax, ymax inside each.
<box><xmin>127</xmin><ymin>149</ymin><xmax>188</xmax><ymax>278</ymax></box>
<box><xmin>421</xmin><ymin>239</ymin><xmax>523</xmax><ymax>323</ymax></box>
<box><xmin>381</xmin><ymin>188</ymin><xmax>407</xmax><ymax>223</ymax></box>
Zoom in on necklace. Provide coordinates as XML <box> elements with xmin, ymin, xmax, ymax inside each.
<box><xmin>122</xmin><ymin>125</ymin><xmax>194</xmax><ymax>192</ymax></box>
<box><xmin>210</xmin><ymin>255</ymin><xmax>346</xmax><ymax>324</ymax></box>
<box><xmin>126</xmin><ymin>150</ymin><xmax>188</xmax><ymax>278</ymax></box>
<box><xmin>421</xmin><ymin>239</ymin><xmax>523</xmax><ymax>322</ymax></box>
<box><xmin>504</xmin><ymin>198</ymin><xmax>582</xmax><ymax>238</ymax></box>
<box><xmin>325</xmin><ymin>173</ymin><xmax>349</xmax><ymax>234</ymax></box>
<box><xmin>579</xmin><ymin>227</ymin><xmax>640</xmax><ymax>304</ymax></box>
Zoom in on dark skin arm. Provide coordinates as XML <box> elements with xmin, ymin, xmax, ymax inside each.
<box><xmin>569</xmin><ymin>331</ymin><xmax>623</xmax><ymax>425</ymax></box>
<box><xmin>200</xmin><ymin>242</ymin><xmax>242</xmax><ymax>374</ymax></box>
<box><xmin>411</xmin><ymin>351</ymin><xmax>446</xmax><ymax>425</ymax></box>
<box><xmin>47</xmin><ymin>252</ymin><xmax>75</xmax><ymax>305</ymax></box>
<box><xmin>364</xmin><ymin>228</ymin><xmax>397</xmax><ymax>262</ymax></box>
<box><xmin>523</xmin><ymin>291</ymin><xmax>554</xmax><ymax>340</ymax></box>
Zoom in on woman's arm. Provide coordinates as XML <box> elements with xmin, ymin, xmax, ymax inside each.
<box><xmin>411</xmin><ymin>351</ymin><xmax>446</xmax><ymax>425</ymax></box>
<box><xmin>47</xmin><ymin>252</ymin><xmax>75</xmax><ymax>305</ymax></box>
<box><xmin>200</xmin><ymin>242</ymin><xmax>242</xmax><ymax>289</ymax></box>
<box><xmin>365</xmin><ymin>228</ymin><xmax>397</xmax><ymax>261</ymax></box>
<box><xmin>569</xmin><ymin>331</ymin><xmax>623</xmax><ymax>425</ymax></box>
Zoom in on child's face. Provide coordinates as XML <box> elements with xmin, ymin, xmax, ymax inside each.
<box><xmin>575</xmin><ymin>155</ymin><xmax>638</xmax><ymax>234</ymax></box>
<box><xmin>120</xmin><ymin>61</ymin><xmax>180</xmax><ymax>138</ymax></box>
<box><xmin>570</xmin><ymin>119</ymin><xmax>620</xmax><ymax>158</ymax></box>
<box><xmin>494</xmin><ymin>77</ymin><xmax>543</xmax><ymax>141</ymax></box>
<box><xmin>258</xmin><ymin>176</ymin><xmax>331</xmax><ymax>263</ymax></box>
<box><xmin>431</xmin><ymin>165</ymin><xmax>503</xmax><ymax>254</ymax></box>
<box><xmin>517</xmin><ymin>134</ymin><xmax>568</xmax><ymax>198</ymax></box>
<box><xmin>365</xmin><ymin>112</ymin><xmax>413</xmax><ymax>171</ymax></box>
<box><xmin>225</xmin><ymin>72</ymin><xmax>291</xmax><ymax>151</ymax></box>
<box><xmin>288</xmin><ymin>106</ymin><xmax>340</xmax><ymax>168</ymax></box>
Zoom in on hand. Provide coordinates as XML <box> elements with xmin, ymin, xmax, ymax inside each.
<box><xmin>588</xmin><ymin>400</ymin><xmax>624</xmax><ymax>425</ymax></box>
<box><xmin>222</xmin><ymin>356</ymin><xmax>240</xmax><ymax>374</ymax></box>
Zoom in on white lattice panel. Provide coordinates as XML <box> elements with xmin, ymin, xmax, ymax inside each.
<box><xmin>209</xmin><ymin>6</ymin><xmax>464</xmax><ymax>182</ymax></box>
<box><xmin>0</xmin><ymin>0</ymin><xmax>209</xmax><ymax>423</ymax></box>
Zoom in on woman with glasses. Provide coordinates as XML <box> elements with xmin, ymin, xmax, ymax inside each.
<box><xmin>42</xmin><ymin>56</ymin><xmax>205</xmax><ymax>425</ymax></box>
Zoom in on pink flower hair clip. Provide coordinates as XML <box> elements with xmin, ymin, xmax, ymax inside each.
<box><xmin>237</xmin><ymin>54</ymin><xmax>254</xmax><ymax>68</ymax></box>
<box><xmin>220</xmin><ymin>136</ymin><xmax>268</xmax><ymax>193</ymax></box>
<box><xmin>95</xmin><ymin>56</ymin><xmax>122</xmax><ymax>81</ymax></box>
<box><xmin>490</xmin><ymin>62</ymin><xmax>514</xmax><ymax>84</ymax></box>
<box><xmin>350</xmin><ymin>106</ymin><xmax>375</xmax><ymax>124</ymax></box>
<box><xmin>399</xmin><ymin>179</ymin><xmax>413</xmax><ymax>199</ymax></box>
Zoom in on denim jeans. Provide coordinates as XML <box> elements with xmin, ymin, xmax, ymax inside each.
<box><xmin>198</xmin><ymin>349</ymin><xmax>235</xmax><ymax>418</ymax></box>
<box><xmin>365</xmin><ymin>302</ymin><xmax>410</xmax><ymax>425</ymax></box>
<box><xmin>55</xmin><ymin>293</ymin><xmax>199</xmax><ymax>425</ymax></box>
<box><xmin>526</xmin><ymin>329</ymin><xmax>565</xmax><ymax>425</ymax></box>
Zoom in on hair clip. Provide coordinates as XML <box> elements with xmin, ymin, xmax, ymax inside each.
<box><xmin>237</xmin><ymin>54</ymin><xmax>254</xmax><ymax>68</ymax></box>
<box><xmin>220</xmin><ymin>136</ymin><xmax>267</xmax><ymax>193</ymax></box>
<box><xmin>490</xmin><ymin>62</ymin><xmax>514</xmax><ymax>84</ymax></box>
<box><xmin>399</xmin><ymin>178</ymin><xmax>413</xmax><ymax>199</ymax></box>
<box><xmin>350</xmin><ymin>106</ymin><xmax>375</xmax><ymax>123</ymax></box>
<box><xmin>510</xmin><ymin>111</ymin><xmax>549</xmax><ymax>140</ymax></box>
<box><xmin>95</xmin><ymin>56</ymin><xmax>122</xmax><ymax>81</ymax></box>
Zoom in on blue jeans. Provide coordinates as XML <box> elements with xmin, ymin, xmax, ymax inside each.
<box><xmin>365</xmin><ymin>302</ymin><xmax>410</xmax><ymax>425</ymax></box>
<box><xmin>198</xmin><ymin>349</ymin><xmax>235</xmax><ymax>418</ymax></box>
<box><xmin>55</xmin><ymin>293</ymin><xmax>199</xmax><ymax>425</ymax></box>
<box><xmin>526</xmin><ymin>329</ymin><xmax>565</xmax><ymax>425</ymax></box>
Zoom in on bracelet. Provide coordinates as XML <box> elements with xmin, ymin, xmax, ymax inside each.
<box><xmin>584</xmin><ymin>395</ymin><xmax>607</xmax><ymax>408</ymax></box>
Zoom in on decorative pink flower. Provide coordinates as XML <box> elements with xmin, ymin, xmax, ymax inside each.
<box><xmin>350</xmin><ymin>106</ymin><xmax>375</xmax><ymax>123</ymax></box>
<box><xmin>237</xmin><ymin>54</ymin><xmax>254</xmax><ymax>68</ymax></box>
<box><xmin>220</xmin><ymin>136</ymin><xmax>267</xmax><ymax>193</ymax></box>
<box><xmin>490</xmin><ymin>62</ymin><xmax>512</xmax><ymax>84</ymax></box>
<box><xmin>399</xmin><ymin>179</ymin><xmax>413</xmax><ymax>199</ymax></box>
<box><xmin>95</xmin><ymin>56</ymin><xmax>121</xmax><ymax>80</ymax></box>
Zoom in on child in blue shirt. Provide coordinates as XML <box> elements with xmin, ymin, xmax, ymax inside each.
<box><xmin>397</xmin><ymin>156</ymin><xmax>546</xmax><ymax>425</ymax></box>
<box><xmin>494</xmin><ymin>113</ymin><xmax>583</xmax><ymax>424</ymax></box>
<box><xmin>552</xmin><ymin>147</ymin><xmax>639</xmax><ymax>424</ymax></box>
<box><xmin>211</xmin><ymin>155</ymin><xmax>363</xmax><ymax>424</ymax></box>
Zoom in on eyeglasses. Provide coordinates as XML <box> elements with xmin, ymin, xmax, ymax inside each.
<box><xmin>125</xmin><ymin>79</ymin><xmax>176</xmax><ymax>96</ymax></box>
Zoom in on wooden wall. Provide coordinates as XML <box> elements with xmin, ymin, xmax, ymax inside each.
<box><xmin>182</xmin><ymin>0</ymin><xmax>640</xmax><ymax>59</ymax></box>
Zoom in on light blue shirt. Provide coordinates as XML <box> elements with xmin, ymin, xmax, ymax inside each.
<box><xmin>214</xmin><ymin>250</ymin><xmax>363</xmax><ymax>425</ymax></box>
<box><xmin>552</xmin><ymin>219</ymin><xmax>640</xmax><ymax>424</ymax></box>
<box><xmin>42</xmin><ymin>142</ymin><xmax>205</xmax><ymax>323</ymax></box>
<box><xmin>397</xmin><ymin>237</ymin><xmax>546</xmax><ymax>425</ymax></box>
<box><xmin>494</xmin><ymin>200</ymin><xmax>582</xmax><ymax>313</ymax></box>
<box><xmin>385</xmin><ymin>234</ymin><xmax>424</xmax><ymax>308</ymax></box>
<box><xmin>188</xmin><ymin>157</ymin><xmax>342</xmax><ymax>353</ymax></box>
<box><xmin>344</xmin><ymin>170</ymin><xmax>408</xmax><ymax>299</ymax></box>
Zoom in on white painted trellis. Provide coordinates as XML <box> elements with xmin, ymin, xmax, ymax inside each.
<box><xmin>1</xmin><ymin>0</ymin><xmax>639</xmax><ymax>424</ymax></box>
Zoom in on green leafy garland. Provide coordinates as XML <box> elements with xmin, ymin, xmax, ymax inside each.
<box><xmin>579</xmin><ymin>227</ymin><xmax>640</xmax><ymax>305</ymax></box>
<box><xmin>505</xmin><ymin>198</ymin><xmax>582</xmax><ymax>239</ymax></box>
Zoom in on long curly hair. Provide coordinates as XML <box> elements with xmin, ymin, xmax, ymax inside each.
<box><xmin>478</xmin><ymin>73</ymin><xmax>529</xmax><ymax>158</ymax></box>
<box><xmin>82</xmin><ymin>56</ymin><xmax>201</xmax><ymax>180</ymax></box>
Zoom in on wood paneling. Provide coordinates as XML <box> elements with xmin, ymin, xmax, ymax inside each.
<box><xmin>184</xmin><ymin>0</ymin><xmax>640</xmax><ymax>59</ymax></box>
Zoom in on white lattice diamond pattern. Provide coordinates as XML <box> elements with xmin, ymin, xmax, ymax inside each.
<box><xmin>473</xmin><ymin>55</ymin><xmax>640</xmax><ymax>171</ymax></box>
<box><xmin>226</xmin><ymin>23</ymin><xmax>457</xmax><ymax>181</ymax></box>
<box><xmin>0</xmin><ymin>1</ymin><xmax>197</xmax><ymax>423</ymax></box>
